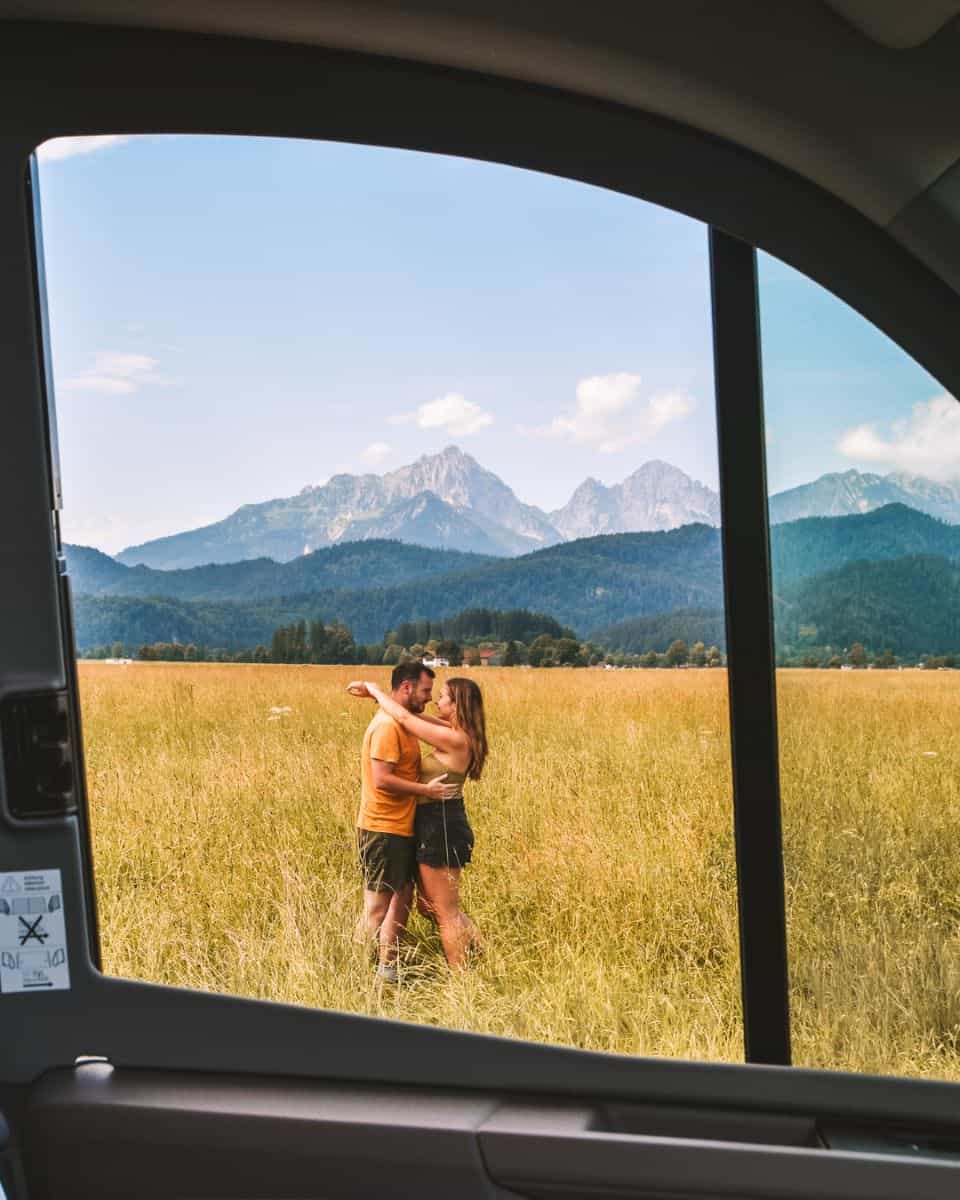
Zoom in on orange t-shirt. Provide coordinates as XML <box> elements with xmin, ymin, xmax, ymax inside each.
<box><xmin>357</xmin><ymin>710</ymin><xmax>421</xmax><ymax>836</ymax></box>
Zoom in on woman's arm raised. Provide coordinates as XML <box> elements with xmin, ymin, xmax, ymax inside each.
<box><xmin>352</xmin><ymin>680</ymin><xmax>465</xmax><ymax>753</ymax></box>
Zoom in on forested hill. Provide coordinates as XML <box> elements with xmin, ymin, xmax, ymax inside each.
<box><xmin>69</xmin><ymin>505</ymin><xmax>960</xmax><ymax>654</ymax></box>
<box><xmin>592</xmin><ymin>609</ymin><xmax>727</xmax><ymax>654</ymax></box>
<box><xmin>775</xmin><ymin>554</ymin><xmax>960</xmax><ymax>656</ymax></box>
<box><xmin>770</xmin><ymin>504</ymin><xmax>960</xmax><ymax>586</ymax></box>
<box><xmin>65</xmin><ymin>539</ymin><xmax>494</xmax><ymax>602</ymax></box>
<box><xmin>70</xmin><ymin>503</ymin><xmax>957</xmax><ymax>605</ymax></box>
<box><xmin>72</xmin><ymin>524</ymin><xmax>724</xmax><ymax>649</ymax></box>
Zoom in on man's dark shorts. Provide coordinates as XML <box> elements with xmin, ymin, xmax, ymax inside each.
<box><xmin>357</xmin><ymin>829</ymin><xmax>416</xmax><ymax>893</ymax></box>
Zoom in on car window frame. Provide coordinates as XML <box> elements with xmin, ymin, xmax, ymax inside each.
<box><xmin>1</xmin><ymin>20</ymin><xmax>959</xmax><ymax>1113</ymax></box>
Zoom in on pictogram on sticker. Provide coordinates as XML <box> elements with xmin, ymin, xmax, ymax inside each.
<box><xmin>0</xmin><ymin>869</ymin><xmax>70</xmax><ymax>993</ymax></box>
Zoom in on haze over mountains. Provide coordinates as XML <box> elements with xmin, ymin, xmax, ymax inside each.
<box><xmin>114</xmin><ymin>447</ymin><xmax>960</xmax><ymax>571</ymax></box>
<box><xmin>66</xmin><ymin>541</ymin><xmax>494</xmax><ymax>604</ymax></box>
<box><xmin>117</xmin><ymin>447</ymin><xmax>723</xmax><ymax>569</ymax></box>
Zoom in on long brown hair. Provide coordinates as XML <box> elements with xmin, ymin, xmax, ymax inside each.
<box><xmin>446</xmin><ymin>676</ymin><xmax>488</xmax><ymax>780</ymax></box>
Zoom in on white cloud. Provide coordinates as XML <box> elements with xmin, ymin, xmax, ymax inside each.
<box><xmin>390</xmin><ymin>392</ymin><xmax>493</xmax><ymax>436</ymax></box>
<box><xmin>361</xmin><ymin>441</ymin><xmax>393</xmax><ymax>465</ymax></box>
<box><xmin>61</xmin><ymin>351</ymin><xmax>162</xmax><ymax>396</ymax></box>
<box><xmin>837</xmin><ymin>393</ymin><xmax>960</xmax><ymax>481</ymax></box>
<box><xmin>522</xmin><ymin>372</ymin><xmax>692</xmax><ymax>453</ymax></box>
<box><xmin>37</xmin><ymin>135</ymin><xmax>130</xmax><ymax>163</ymax></box>
<box><xmin>576</xmin><ymin>372</ymin><xmax>642</xmax><ymax>418</ymax></box>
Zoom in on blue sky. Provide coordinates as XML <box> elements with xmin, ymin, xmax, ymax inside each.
<box><xmin>37</xmin><ymin>135</ymin><xmax>951</xmax><ymax>554</ymax></box>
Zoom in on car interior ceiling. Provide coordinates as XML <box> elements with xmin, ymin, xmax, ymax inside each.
<box><xmin>1</xmin><ymin>1</ymin><xmax>959</xmax><ymax>295</ymax></box>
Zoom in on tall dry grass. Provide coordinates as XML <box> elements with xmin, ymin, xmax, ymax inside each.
<box><xmin>778</xmin><ymin>670</ymin><xmax>960</xmax><ymax>1078</ymax></box>
<box><xmin>77</xmin><ymin>662</ymin><xmax>960</xmax><ymax>1079</ymax></box>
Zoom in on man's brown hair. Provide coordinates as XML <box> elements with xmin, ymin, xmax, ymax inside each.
<box><xmin>391</xmin><ymin>661</ymin><xmax>435</xmax><ymax>691</ymax></box>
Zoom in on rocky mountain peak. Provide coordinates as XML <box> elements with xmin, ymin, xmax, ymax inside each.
<box><xmin>568</xmin><ymin>476</ymin><xmax>604</xmax><ymax>497</ymax></box>
<box><xmin>628</xmin><ymin>458</ymin><xmax>680</xmax><ymax>476</ymax></box>
<box><xmin>382</xmin><ymin>445</ymin><xmax>561</xmax><ymax>546</ymax></box>
<box><xmin>551</xmin><ymin>460</ymin><xmax>720</xmax><ymax>539</ymax></box>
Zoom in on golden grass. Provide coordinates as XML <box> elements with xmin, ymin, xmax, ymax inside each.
<box><xmin>778</xmin><ymin>670</ymin><xmax>960</xmax><ymax>1078</ymax></box>
<box><xmin>78</xmin><ymin>662</ymin><xmax>960</xmax><ymax>1079</ymax></box>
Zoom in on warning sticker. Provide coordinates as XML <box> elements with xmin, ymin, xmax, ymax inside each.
<box><xmin>0</xmin><ymin>869</ymin><xmax>70</xmax><ymax>993</ymax></box>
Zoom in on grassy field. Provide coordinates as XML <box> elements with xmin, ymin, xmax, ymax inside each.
<box><xmin>78</xmin><ymin>662</ymin><xmax>960</xmax><ymax>1080</ymax></box>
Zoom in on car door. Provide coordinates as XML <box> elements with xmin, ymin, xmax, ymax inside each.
<box><xmin>3</xmin><ymin>19</ymin><xmax>960</xmax><ymax>1200</ymax></box>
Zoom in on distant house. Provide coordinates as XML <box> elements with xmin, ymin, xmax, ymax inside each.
<box><xmin>460</xmin><ymin>647</ymin><xmax>502</xmax><ymax>667</ymax></box>
<box><xmin>422</xmin><ymin>655</ymin><xmax>450</xmax><ymax>668</ymax></box>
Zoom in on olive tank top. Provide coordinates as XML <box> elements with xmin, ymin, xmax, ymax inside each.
<box><xmin>418</xmin><ymin>750</ymin><xmax>467</xmax><ymax>804</ymax></box>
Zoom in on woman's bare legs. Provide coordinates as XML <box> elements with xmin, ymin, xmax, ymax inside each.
<box><xmin>416</xmin><ymin>889</ymin><xmax>438</xmax><ymax>923</ymax></box>
<box><xmin>417</xmin><ymin>864</ymin><xmax>479</xmax><ymax>968</ymax></box>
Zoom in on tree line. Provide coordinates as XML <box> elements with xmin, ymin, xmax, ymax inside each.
<box><xmin>776</xmin><ymin>642</ymin><xmax>959</xmax><ymax>669</ymax></box>
<box><xmin>85</xmin><ymin>617</ymin><xmax>728</xmax><ymax>670</ymax></box>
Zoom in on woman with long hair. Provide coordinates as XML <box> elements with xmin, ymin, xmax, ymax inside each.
<box><xmin>349</xmin><ymin>675</ymin><xmax>488</xmax><ymax>968</ymax></box>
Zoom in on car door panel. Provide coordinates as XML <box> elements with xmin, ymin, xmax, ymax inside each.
<box><xmin>23</xmin><ymin>1066</ymin><xmax>960</xmax><ymax>1200</ymax></box>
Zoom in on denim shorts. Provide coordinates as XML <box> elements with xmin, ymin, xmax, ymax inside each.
<box><xmin>415</xmin><ymin>798</ymin><xmax>474</xmax><ymax>868</ymax></box>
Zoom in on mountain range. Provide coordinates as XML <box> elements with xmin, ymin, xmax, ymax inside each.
<box><xmin>68</xmin><ymin>503</ymin><xmax>960</xmax><ymax>657</ymax></box>
<box><xmin>117</xmin><ymin>447</ymin><xmax>562</xmax><ymax>566</ymax></box>
<box><xmin>114</xmin><ymin>447</ymin><xmax>960</xmax><ymax>571</ymax></box>
<box><xmin>116</xmin><ymin>447</ymin><xmax>721</xmax><ymax>568</ymax></box>
<box><xmin>767</xmin><ymin>469</ymin><xmax>960</xmax><ymax>526</ymax></box>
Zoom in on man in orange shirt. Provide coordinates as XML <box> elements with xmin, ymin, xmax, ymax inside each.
<box><xmin>357</xmin><ymin>661</ymin><xmax>455</xmax><ymax>982</ymax></box>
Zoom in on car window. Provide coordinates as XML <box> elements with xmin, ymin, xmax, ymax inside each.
<box><xmin>35</xmin><ymin>133</ymin><xmax>740</xmax><ymax>1060</ymax></box>
<box><xmin>758</xmin><ymin>251</ymin><xmax>960</xmax><ymax>1080</ymax></box>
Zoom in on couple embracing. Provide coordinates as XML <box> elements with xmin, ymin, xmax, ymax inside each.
<box><xmin>349</xmin><ymin>662</ymin><xmax>488</xmax><ymax>982</ymax></box>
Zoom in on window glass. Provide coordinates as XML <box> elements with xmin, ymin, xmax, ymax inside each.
<box><xmin>759</xmin><ymin>252</ymin><xmax>960</xmax><ymax>1079</ymax></box>
<box><xmin>38</xmin><ymin>135</ymin><xmax>739</xmax><ymax>1060</ymax></box>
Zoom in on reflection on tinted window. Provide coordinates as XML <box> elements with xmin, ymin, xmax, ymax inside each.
<box><xmin>39</xmin><ymin>134</ymin><xmax>740</xmax><ymax>1060</ymax></box>
<box><xmin>760</xmin><ymin>252</ymin><xmax>960</xmax><ymax>1079</ymax></box>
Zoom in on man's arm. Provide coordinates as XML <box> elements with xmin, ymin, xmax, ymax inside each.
<box><xmin>371</xmin><ymin>759</ymin><xmax>458</xmax><ymax>800</ymax></box>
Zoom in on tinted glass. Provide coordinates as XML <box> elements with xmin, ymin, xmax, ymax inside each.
<box><xmin>759</xmin><ymin>251</ymin><xmax>960</xmax><ymax>1079</ymax></box>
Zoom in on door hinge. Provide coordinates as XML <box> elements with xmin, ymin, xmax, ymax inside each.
<box><xmin>0</xmin><ymin>690</ymin><xmax>77</xmax><ymax>819</ymax></box>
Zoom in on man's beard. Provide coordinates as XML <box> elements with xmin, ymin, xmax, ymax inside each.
<box><xmin>404</xmin><ymin>694</ymin><xmax>426</xmax><ymax>715</ymax></box>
